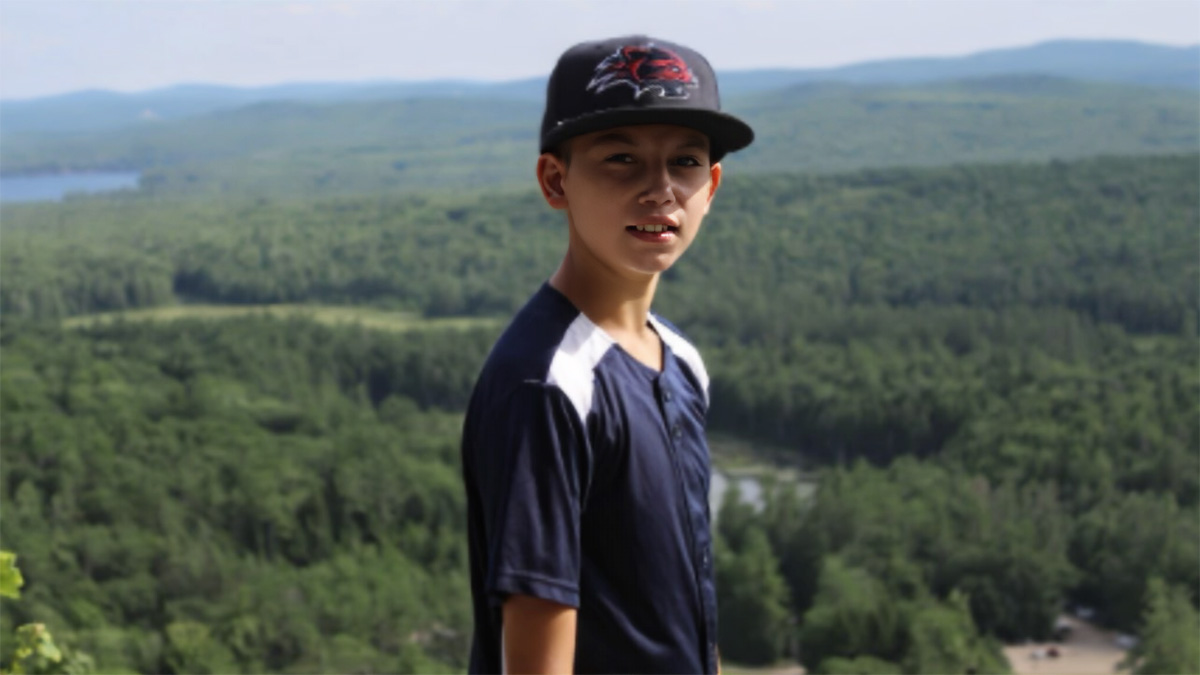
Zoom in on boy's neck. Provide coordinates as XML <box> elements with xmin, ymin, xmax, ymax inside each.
<box><xmin>549</xmin><ymin>255</ymin><xmax>659</xmax><ymax>340</ymax></box>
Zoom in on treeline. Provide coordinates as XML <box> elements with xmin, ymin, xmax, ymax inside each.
<box><xmin>1</xmin><ymin>318</ymin><xmax>496</xmax><ymax>673</ymax></box>
<box><xmin>4</xmin><ymin>154</ymin><xmax>1197</xmax><ymax>338</ymax></box>
<box><xmin>716</xmin><ymin>456</ymin><xmax>1197</xmax><ymax>672</ymax></box>
<box><xmin>708</xmin><ymin>302</ymin><xmax>1198</xmax><ymax>670</ymax></box>
<box><xmin>706</xmin><ymin>306</ymin><xmax>1198</xmax><ymax>502</ymax></box>
<box><xmin>2</xmin><ymin>309</ymin><xmax>1195</xmax><ymax>672</ymax></box>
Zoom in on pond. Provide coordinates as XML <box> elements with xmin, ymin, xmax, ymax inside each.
<box><xmin>0</xmin><ymin>171</ymin><xmax>141</xmax><ymax>203</ymax></box>
<box><xmin>710</xmin><ymin>471</ymin><xmax>766</xmax><ymax>515</ymax></box>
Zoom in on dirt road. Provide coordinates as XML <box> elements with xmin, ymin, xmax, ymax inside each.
<box><xmin>1004</xmin><ymin>615</ymin><xmax>1129</xmax><ymax>675</ymax></box>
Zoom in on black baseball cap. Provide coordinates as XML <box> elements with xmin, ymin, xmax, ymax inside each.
<box><xmin>540</xmin><ymin>35</ymin><xmax>754</xmax><ymax>163</ymax></box>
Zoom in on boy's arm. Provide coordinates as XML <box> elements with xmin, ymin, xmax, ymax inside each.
<box><xmin>503</xmin><ymin>594</ymin><xmax>577</xmax><ymax>674</ymax></box>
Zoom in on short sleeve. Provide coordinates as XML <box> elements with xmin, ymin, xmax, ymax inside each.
<box><xmin>475</xmin><ymin>381</ymin><xmax>591</xmax><ymax>609</ymax></box>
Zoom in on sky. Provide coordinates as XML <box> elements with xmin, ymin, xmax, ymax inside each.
<box><xmin>2</xmin><ymin>0</ymin><xmax>1197</xmax><ymax>100</ymax></box>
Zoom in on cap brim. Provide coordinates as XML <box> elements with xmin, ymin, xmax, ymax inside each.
<box><xmin>540</xmin><ymin>107</ymin><xmax>754</xmax><ymax>162</ymax></box>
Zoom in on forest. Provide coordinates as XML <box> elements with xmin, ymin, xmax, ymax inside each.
<box><xmin>1</xmin><ymin>144</ymin><xmax>1197</xmax><ymax>673</ymax></box>
<box><xmin>4</xmin><ymin>154</ymin><xmax>1196</xmax><ymax>331</ymax></box>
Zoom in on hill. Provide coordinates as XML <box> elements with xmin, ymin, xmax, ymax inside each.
<box><xmin>721</xmin><ymin>39</ymin><xmax>1200</xmax><ymax>94</ymax></box>
<box><xmin>732</xmin><ymin>75</ymin><xmax>1198</xmax><ymax>175</ymax></box>
<box><xmin>0</xmin><ymin>79</ymin><xmax>546</xmax><ymax>135</ymax></box>
<box><xmin>2</xmin><ymin>76</ymin><xmax>1195</xmax><ymax>198</ymax></box>
<box><xmin>1</xmin><ymin>39</ymin><xmax>1193</xmax><ymax>135</ymax></box>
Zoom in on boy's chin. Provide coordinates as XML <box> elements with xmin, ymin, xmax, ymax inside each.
<box><xmin>622</xmin><ymin>257</ymin><xmax>681</xmax><ymax>279</ymax></box>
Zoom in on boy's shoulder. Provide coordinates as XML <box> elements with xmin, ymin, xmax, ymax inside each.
<box><xmin>480</xmin><ymin>283</ymin><xmax>580</xmax><ymax>386</ymax></box>
<box><xmin>470</xmin><ymin>283</ymin><xmax>615</xmax><ymax>426</ymax></box>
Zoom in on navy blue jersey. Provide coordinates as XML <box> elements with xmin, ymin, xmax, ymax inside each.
<box><xmin>462</xmin><ymin>283</ymin><xmax>718</xmax><ymax>674</ymax></box>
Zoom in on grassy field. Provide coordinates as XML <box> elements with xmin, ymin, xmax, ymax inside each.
<box><xmin>62</xmin><ymin>303</ymin><xmax>503</xmax><ymax>333</ymax></box>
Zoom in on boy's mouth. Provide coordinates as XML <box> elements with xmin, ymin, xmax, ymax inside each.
<box><xmin>627</xmin><ymin>224</ymin><xmax>679</xmax><ymax>234</ymax></box>
<box><xmin>626</xmin><ymin>224</ymin><xmax>679</xmax><ymax>242</ymax></box>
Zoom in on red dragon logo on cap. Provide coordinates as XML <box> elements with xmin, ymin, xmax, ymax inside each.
<box><xmin>586</xmin><ymin>44</ymin><xmax>698</xmax><ymax>99</ymax></box>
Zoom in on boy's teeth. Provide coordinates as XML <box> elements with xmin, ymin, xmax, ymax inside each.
<box><xmin>635</xmin><ymin>225</ymin><xmax>668</xmax><ymax>232</ymax></box>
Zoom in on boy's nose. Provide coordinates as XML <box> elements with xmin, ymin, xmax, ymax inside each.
<box><xmin>638</xmin><ymin>164</ymin><xmax>675</xmax><ymax>206</ymax></box>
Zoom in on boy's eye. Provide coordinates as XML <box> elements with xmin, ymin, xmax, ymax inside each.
<box><xmin>600</xmin><ymin>153</ymin><xmax>705</xmax><ymax>166</ymax></box>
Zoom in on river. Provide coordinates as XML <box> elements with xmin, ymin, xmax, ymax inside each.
<box><xmin>710</xmin><ymin>470</ymin><xmax>765</xmax><ymax>515</ymax></box>
<box><xmin>709</xmin><ymin>467</ymin><xmax>816</xmax><ymax>520</ymax></box>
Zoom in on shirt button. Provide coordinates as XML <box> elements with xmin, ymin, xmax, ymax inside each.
<box><xmin>662</xmin><ymin>390</ymin><xmax>673</xmax><ymax>402</ymax></box>
<box><xmin>672</xmin><ymin>425</ymin><xmax>682</xmax><ymax>439</ymax></box>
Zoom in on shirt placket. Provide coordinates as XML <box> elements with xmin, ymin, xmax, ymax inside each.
<box><xmin>657</xmin><ymin>369</ymin><xmax>718</xmax><ymax>674</ymax></box>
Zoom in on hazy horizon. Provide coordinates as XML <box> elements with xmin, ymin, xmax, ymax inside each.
<box><xmin>2</xmin><ymin>0</ymin><xmax>1198</xmax><ymax>101</ymax></box>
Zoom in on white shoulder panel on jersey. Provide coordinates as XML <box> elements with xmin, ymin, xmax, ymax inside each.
<box><xmin>547</xmin><ymin>313</ymin><xmax>616</xmax><ymax>423</ymax></box>
<box><xmin>648</xmin><ymin>315</ymin><xmax>710</xmax><ymax>405</ymax></box>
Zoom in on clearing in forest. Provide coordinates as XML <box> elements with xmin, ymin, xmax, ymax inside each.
<box><xmin>62</xmin><ymin>303</ymin><xmax>501</xmax><ymax>333</ymax></box>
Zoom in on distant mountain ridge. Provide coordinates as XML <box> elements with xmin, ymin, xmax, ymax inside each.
<box><xmin>718</xmin><ymin>39</ymin><xmax>1199</xmax><ymax>95</ymax></box>
<box><xmin>4</xmin><ymin>72</ymin><xmax>1193</xmax><ymax>197</ymax></box>
<box><xmin>1</xmin><ymin>39</ymin><xmax>1195</xmax><ymax>135</ymax></box>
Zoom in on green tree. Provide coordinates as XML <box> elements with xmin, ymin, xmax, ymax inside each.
<box><xmin>0</xmin><ymin>552</ymin><xmax>23</xmax><ymax>599</ymax></box>
<box><xmin>716</xmin><ymin>528</ymin><xmax>792</xmax><ymax>665</ymax></box>
<box><xmin>1</xmin><ymin>551</ymin><xmax>95</xmax><ymax>675</ymax></box>
<box><xmin>902</xmin><ymin>592</ymin><xmax>1009</xmax><ymax>675</ymax></box>
<box><xmin>163</xmin><ymin>622</ymin><xmax>235</xmax><ymax>675</ymax></box>
<box><xmin>1121</xmin><ymin>578</ymin><xmax>1200</xmax><ymax>675</ymax></box>
<box><xmin>798</xmin><ymin>557</ymin><xmax>903</xmax><ymax>671</ymax></box>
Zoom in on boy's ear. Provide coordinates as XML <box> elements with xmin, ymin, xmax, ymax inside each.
<box><xmin>537</xmin><ymin>153</ymin><xmax>569</xmax><ymax>210</ymax></box>
<box><xmin>703</xmin><ymin>161</ymin><xmax>723</xmax><ymax>214</ymax></box>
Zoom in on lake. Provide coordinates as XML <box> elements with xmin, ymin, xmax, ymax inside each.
<box><xmin>0</xmin><ymin>171</ymin><xmax>141</xmax><ymax>203</ymax></box>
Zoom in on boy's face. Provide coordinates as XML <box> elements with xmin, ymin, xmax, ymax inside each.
<box><xmin>537</xmin><ymin>123</ymin><xmax>722</xmax><ymax>280</ymax></box>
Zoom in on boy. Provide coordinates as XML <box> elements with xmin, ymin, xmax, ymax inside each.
<box><xmin>461</xmin><ymin>35</ymin><xmax>754</xmax><ymax>674</ymax></box>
